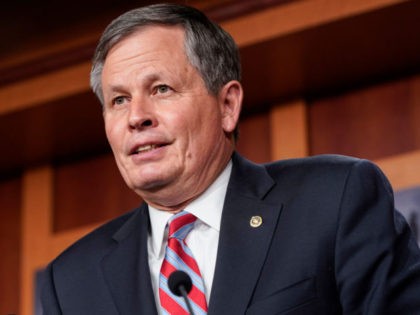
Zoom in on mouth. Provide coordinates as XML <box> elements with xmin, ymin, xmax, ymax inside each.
<box><xmin>130</xmin><ymin>143</ymin><xmax>168</xmax><ymax>155</ymax></box>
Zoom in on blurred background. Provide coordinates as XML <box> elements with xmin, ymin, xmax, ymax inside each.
<box><xmin>1</xmin><ymin>0</ymin><xmax>420</xmax><ymax>314</ymax></box>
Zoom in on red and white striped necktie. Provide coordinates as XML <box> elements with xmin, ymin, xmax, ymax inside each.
<box><xmin>159</xmin><ymin>211</ymin><xmax>208</xmax><ymax>315</ymax></box>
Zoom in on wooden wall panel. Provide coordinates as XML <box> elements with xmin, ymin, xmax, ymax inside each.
<box><xmin>54</xmin><ymin>153</ymin><xmax>141</xmax><ymax>232</ymax></box>
<box><xmin>21</xmin><ymin>167</ymin><xmax>53</xmax><ymax>315</ymax></box>
<box><xmin>236</xmin><ymin>112</ymin><xmax>271</xmax><ymax>163</ymax></box>
<box><xmin>308</xmin><ymin>75</ymin><xmax>420</xmax><ymax>160</ymax></box>
<box><xmin>270</xmin><ymin>100</ymin><xmax>308</xmax><ymax>160</ymax></box>
<box><xmin>376</xmin><ymin>150</ymin><xmax>420</xmax><ymax>190</ymax></box>
<box><xmin>0</xmin><ymin>176</ymin><xmax>21</xmax><ymax>315</ymax></box>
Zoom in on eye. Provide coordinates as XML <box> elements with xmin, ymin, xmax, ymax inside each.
<box><xmin>112</xmin><ymin>96</ymin><xmax>127</xmax><ymax>106</ymax></box>
<box><xmin>155</xmin><ymin>84</ymin><xmax>171</xmax><ymax>94</ymax></box>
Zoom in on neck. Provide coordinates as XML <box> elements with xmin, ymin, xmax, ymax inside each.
<box><xmin>142</xmin><ymin>152</ymin><xmax>232</xmax><ymax>212</ymax></box>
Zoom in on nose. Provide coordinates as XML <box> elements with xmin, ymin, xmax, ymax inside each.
<box><xmin>128</xmin><ymin>98</ymin><xmax>157</xmax><ymax>130</ymax></box>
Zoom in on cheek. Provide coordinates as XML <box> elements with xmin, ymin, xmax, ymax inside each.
<box><xmin>105</xmin><ymin>126</ymin><xmax>117</xmax><ymax>149</ymax></box>
<box><xmin>104</xmin><ymin>124</ymin><xmax>126</xmax><ymax>165</ymax></box>
<box><xmin>104</xmin><ymin>117</ymin><xmax>123</xmax><ymax>149</ymax></box>
<box><xmin>189</xmin><ymin>115</ymin><xmax>222</xmax><ymax>153</ymax></box>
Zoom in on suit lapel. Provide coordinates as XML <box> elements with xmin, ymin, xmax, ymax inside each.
<box><xmin>208</xmin><ymin>153</ymin><xmax>283</xmax><ymax>314</ymax></box>
<box><xmin>101</xmin><ymin>204</ymin><xmax>158</xmax><ymax>315</ymax></box>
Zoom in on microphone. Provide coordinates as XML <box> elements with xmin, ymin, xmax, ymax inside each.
<box><xmin>168</xmin><ymin>270</ymin><xmax>195</xmax><ymax>315</ymax></box>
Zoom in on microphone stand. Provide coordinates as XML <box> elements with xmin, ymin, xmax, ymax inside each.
<box><xmin>178</xmin><ymin>284</ymin><xmax>196</xmax><ymax>315</ymax></box>
<box><xmin>168</xmin><ymin>270</ymin><xmax>197</xmax><ymax>315</ymax></box>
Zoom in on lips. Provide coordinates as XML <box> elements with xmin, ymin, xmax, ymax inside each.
<box><xmin>130</xmin><ymin>142</ymin><xmax>168</xmax><ymax>155</ymax></box>
<box><xmin>135</xmin><ymin>144</ymin><xmax>161</xmax><ymax>153</ymax></box>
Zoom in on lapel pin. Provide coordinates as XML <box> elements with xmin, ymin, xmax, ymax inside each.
<box><xmin>250</xmin><ymin>215</ymin><xmax>263</xmax><ymax>228</ymax></box>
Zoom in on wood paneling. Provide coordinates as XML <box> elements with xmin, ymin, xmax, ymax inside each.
<box><xmin>54</xmin><ymin>153</ymin><xmax>140</xmax><ymax>232</ymax></box>
<box><xmin>0</xmin><ymin>91</ymin><xmax>108</xmax><ymax>178</ymax></box>
<box><xmin>270</xmin><ymin>100</ymin><xmax>308</xmax><ymax>160</ymax></box>
<box><xmin>236</xmin><ymin>113</ymin><xmax>271</xmax><ymax>163</ymax></box>
<box><xmin>0</xmin><ymin>0</ymin><xmax>290</xmax><ymax>87</ymax></box>
<box><xmin>376</xmin><ymin>150</ymin><xmax>420</xmax><ymax>190</ymax></box>
<box><xmin>21</xmin><ymin>167</ymin><xmax>53</xmax><ymax>315</ymax></box>
<box><xmin>0</xmin><ymin>177</ymin><xmax>21</xmax><ymax>315</ymax></box>
<box><xmin>20</xmin><ymin>166</ymin><xmax>109</xmax><ymax>315</ymax></box>
<box><xmin>240</xmin><ymin>0</ymin><xmax>420</xmax><ymax>109</ymax></box>
<box><xmin>0</xmin><ymin>62</ymin><xmax>91</xmax><ymax>115</ymax></box>
<box><xmin>308</xmin><ymin>75</ymin><xmax>420</xmax><ymax>160</ymax></box>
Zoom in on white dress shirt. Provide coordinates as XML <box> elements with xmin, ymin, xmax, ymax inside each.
<box><xmin>147</xmin><ymin>160</ymin><xmax>232</xmax><ymax>313</ymax></box>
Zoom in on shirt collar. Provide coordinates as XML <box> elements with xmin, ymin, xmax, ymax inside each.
<box><xmin>148</xmin><ymin>160</ymin><xmax>232</xmax><ymax>256</ymax></box>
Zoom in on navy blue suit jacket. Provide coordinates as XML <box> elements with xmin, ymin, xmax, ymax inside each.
<box><xmin>41</xmin><ymin>153</ymin><xmax>420</xmax><ymax>314</ymax></box>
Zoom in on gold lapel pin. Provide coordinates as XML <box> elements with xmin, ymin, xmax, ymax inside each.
<box><xmin>250</xmin><ymin>215</ymin><xmax>263</xmax><ymax>228</ymax></box>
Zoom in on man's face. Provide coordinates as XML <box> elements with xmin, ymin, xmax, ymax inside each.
<box><xmin>101</xmin><ymin>25</ymin><xmax>241</xmax><ymax>210</ymax></box>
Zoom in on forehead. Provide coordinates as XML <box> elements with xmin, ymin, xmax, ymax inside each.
<box><xmin>101</xmin><ymin>25</ymin><xmax>192</xmax><ymax>85</ymax></box>
<box><xmin>101</xmin><ymin>24</ymin><xmax>204</xmax><ymax>94</ymax></box>
<box><xmin>101</xmin><ymin>25</ymin><xmax>191</xmax><ymax>82</ymax></box>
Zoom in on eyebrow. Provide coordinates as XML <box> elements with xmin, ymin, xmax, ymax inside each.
<box><xmin>103</xmin><ymin>85</ymin><xmax>128</xmax><ymax>100</ymax></box>
<box><xmin>108</xmin><ymin>72</ymin><xmax>164</xmax><ymax>90</ymax></box>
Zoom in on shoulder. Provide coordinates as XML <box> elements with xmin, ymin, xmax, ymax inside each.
<box><xmin>231</xmin><ymin>152</ymin><xmax>388</xmax><ymax>191</ymax></box>
<box><xmin>265</xmin><ymin>154</ymin><xmax>365</xmax><ymax>170</ymax></box>
<box><xmin>50</xmin><ymin>206</ymin><xmax>143</xmax><ymax>268</ymax></box>
<box><xmin>264</xmin><ymin>154</ymin><xmax>385</xmax><ymax>183</ymax></box>
<box><xmin>257</xmin><ymin>154</ymin><xmax>393</xmax><ymax>205</ymax></box>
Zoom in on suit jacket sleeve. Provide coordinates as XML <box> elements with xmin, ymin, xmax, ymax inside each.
<box><xmin>335</xmin><ymin>159</ymin><xmax>420</xmax><ymax>314</ymax></box>
<box><xmin>40</xmin><ymin>263</ymin><xmax>63</xmax><ymax>315</ymax></box>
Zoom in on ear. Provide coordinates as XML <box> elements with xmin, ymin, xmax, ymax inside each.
<box><xmin>218</xmin><ymin>80</ymin><xmax>243</xmax><ymax>134</ymax></box>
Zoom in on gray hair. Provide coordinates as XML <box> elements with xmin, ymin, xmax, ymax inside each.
<box><xmin>90</xmin><ymin>3</ymin><xmax>241</xmax><ymax>105</ymax></box>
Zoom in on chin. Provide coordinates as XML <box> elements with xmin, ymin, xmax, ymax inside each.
<box><xmin>129</xmin><ymin>176</ymin><xmax>170</xmax><ymax>193</ymax></box>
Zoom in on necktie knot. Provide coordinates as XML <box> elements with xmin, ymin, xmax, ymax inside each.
<box><xmin>168</xmin><ymin>211</ymin><xmax>197</xmax><ymax>241</ymax></box>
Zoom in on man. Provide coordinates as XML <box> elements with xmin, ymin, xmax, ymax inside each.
<box><xmin>41</xmin><ymin>3</ymin><xmax>420</xmax><ymax>314</ymax></box>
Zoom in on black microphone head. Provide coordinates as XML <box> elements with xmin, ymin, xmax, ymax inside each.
<box><xmin>168</xmin><ymin>270</ymin><xmax>193</xmax><ymax>296</ymax></box>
